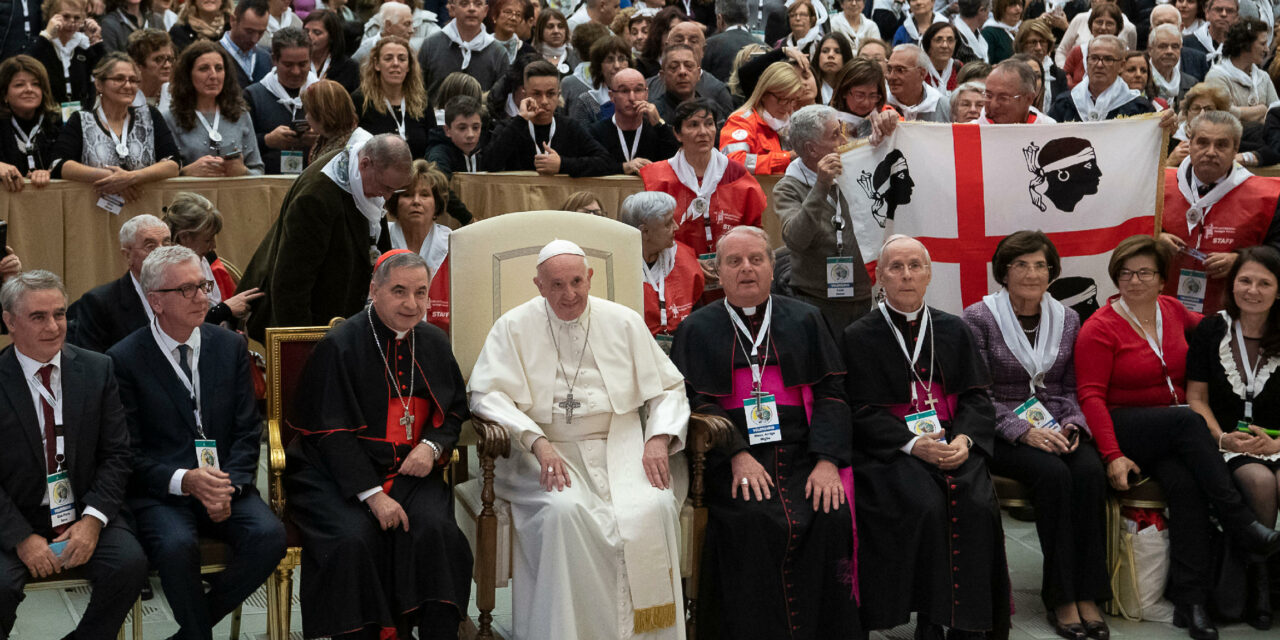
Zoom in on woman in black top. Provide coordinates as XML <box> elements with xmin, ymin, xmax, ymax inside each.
<box><xmin>0</xmin><ymin>55</ymin><xmax>63</xmax><ymax>191</ymax></box>
<box><xmin>351</xmin><ymin>36</ymin><xmax>434</xmax><ymax>158</ymax></box>
<box><xmin>50</xmin><ymin>52</ymin><xmax>180</xmax><ymax>201</ymax></box>
<box><xmin>303</xmin><ymin>10</ymin><xmax>359</xmax><ymax>95</ymax></box>
<box><xmin>28</xmin><ymin>0</ymin><xmax>106</xmax><ymax>107</ymax></box>
<box><xmin>1187</xmin><ymin>245</ymin><xmax>1280</xmax><ymax>630</ymax></box>
<box><xmin>168</xmin><ymin>0</ymin><xmax>231</xmax><ymax>53</ymax></box>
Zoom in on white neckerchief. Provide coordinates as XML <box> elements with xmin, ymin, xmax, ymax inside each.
<box><xmin>312</xmin><ymin>54</ymin><xmax>330</xmax><ymax>79</ymax></box>
<box><xmin>1152</xmin><ymin>61</ymin><xmax>1182</xmax><ymax>100</ymax></box>
<box><xmin>443</xmin><ymin>20</ymin><xmax>494</xmax><ymax>69</ymax></box>
<box><xmin>321</xmin><ymin>128</ymin><xmax>385</xmax><ymax>240</ymax></box>
<box><xmin>613</xmin><ymin>114</ymin><xmax>643</xmax><ymax>162</ymax></box>
<box><xmin>495</xmin><ymin>34</ymin><xmax>521</xmax><ymax>63</ymax></box>
<box><xmin>219</xmin><ymin>31</ymin><xmax>257</xmax><ymax>79</ymax></box>
<box><xmin>953</xmin><ymin>16</ymin><xmax>988</xmax><ymax>61</ymax></box>
<box><xmin>194</xmin><ymin>108</ymin><xmax>221</xmax><ymax>143</ymax></box>
<box><xmin>878</xmin><ymin>300</ymin><xmax>935</xmax><ymax>407</ymax></box>
<box><xmin>760</xmin><ymin>108</ymin><xmax>790</xmax><ymax>133</ymax></box>
<box><xmin>1041</xmin><ymin>55</ymin><xmax>1055</xmax><ymax>112</ymax></box>
<box><xmin>539</xmin><ymin>42</ymin><xmax>567</xmax><ymax>62</ymax></box>
<box><xmin>260</xmin><ymin>68</ymin><xmax>317</xmax><ymax>117</ymax></box>
<box><xmin>1113</xmin><ymin>297</ymin><xmax>1179</xmax><ymax>403</ymax></box>
<box><xmin>389</xmin><ymin>221</ymin><xmax>451</xmax><ymax>276</ymax></box>
<box><xmin>821</xmin><ymin>81</ymin><xmax>834</xmax><ymax>105</ymax></box>
<box><xmin>904</xmin><ymin>12</ymin><xmax>946</xmax><ymax>43</ymax></box>
<box><xmin>669</xmin><ymin>149</ymin><xmax>729</xmax><ymax>228</ymax></box>
<box><xmin>505</xmin><ymin>93</ymin><xmax>520</xmax><ymax>117</ymax></box>
<box><xmin>1225</xmin><ymin>310</ymin><xmax>1267</xmax><ymax>419</ymax></box>
<box><xmin>1192</xmin><ymin>22</ymin><xmax>1221</xmax><ymax>61</ymax></box>
<box><xmin>982</xmin><ymin>15</ymin><xmax>1020</xmax><ymax>37</ymax></box>
<box><xmin>887</xmin><ymin>82</ymin><xmax>943</xmax><ymax>120</ymax></box>
<box><xmin>529</xmin><ymin>117</ymin><xmax>556</xmax><ymax>154</ymax></box>
<box><xmin>641</xmin><ymin>245</ymin><xmax>677</xmax><ymax>326</ymax></box>
<box><xmin>725</xmin><ymin>295</ymin><xmax>773</xmax><ymax>391</ymax></box>
<box><xmin>1183</xmin><ymin>19</ymin><xmax>1205</xmax><ymax>37</ymax></box>
<box><xmin>385</xmin><ymin>97</ymin><xmax>407</xmax><ymax>139</ymax></box>
<box><xmin>785</xmin><ymin>26</ymin><xmax>823</xmax><ymax>51</ymax></box>
<box><xmin>95</xmin><ymin>104</ymin><xmax>132</xmax><ymax>158</ymax></box>
<box><xmin>572</xmin><ymin>61</ymin><xmax>592</xmax><ymax>90</ymax></box>
<box><xmin>587</xmin><ymin>83</ymin><xmax>610</xmax><ymax>106</ymax></box>
<box><xmin>1071</xmin><ymin>75</ymin><xmax>1140</xmax><ymax>121</ymax></box>
<box><xmin>268</xmin><ymin>7</ymin><xmax>296</xmax><ymax>33</ymax></box>
<box><xmin>149</xmin><ymin>317</ymin><xmax>205</xmax><ymax>435</ymax></box>
<box><xmin>784</xmin><ymin>157</ymin><xmax>847</xmax><ymax>250</ymax></box>
<box><xmin>983</xmin><ymin>289</ymin><xmax>1065</xmax><ymax>394</ymax></box>
<box><xmin>12</xmin><ymin>115</ymin><xmax>42</xmax><ymax>153</ymax></box>
<box><xmin>927</xmin><ymin>58</ymin><xmax>955</xmax><ymax>90</ymax></box>
<box><xmin>1176</xmin><ymin>156</ymin><xmax>1252</xmax><ymax>235</ymax></box>
<box><xmin>1215</xmin><ymin>59</ymin><xmax>1268</xmax><ymax>106</ymax></box>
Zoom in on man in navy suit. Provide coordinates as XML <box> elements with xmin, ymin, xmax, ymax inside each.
<box><xmin>109</xmin><ymin>246</ymin><xmax>285</xmax><ymax>640</ymax></box>
<box><xmin>67</xmin><ymin>214</ymin><xmax>170</xmax><ymax>353</ymax></box>
<box><xmin>0</xmin><ymin>270</ymin><xmax>147</xmax><ymax>640</ymax></box>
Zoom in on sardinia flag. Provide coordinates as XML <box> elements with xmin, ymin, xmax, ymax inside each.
<box><xmin>835</xmin><ymin>116</ymin><xmax>1165</xmax><ymax>317</ymax></box>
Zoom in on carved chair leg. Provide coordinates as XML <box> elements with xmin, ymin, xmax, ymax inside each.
<box><xmin>475</xmin><ymin>451</ymin><xmax>498</xmax><ymax>640</ymax></box>
<box><xmin>279</xmin><ymin>566</ymin><xmax>295</xmax><ymax>640</ymax></box>
<box><xmin>229</xmin><ymin>604</ymin><xmax>242</xmax><ymax>640</ymax></box>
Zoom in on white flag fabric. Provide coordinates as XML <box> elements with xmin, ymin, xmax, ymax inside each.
<box><xmin>835</xmin><ymin>117</ymin><xmax>1164</xmax><ymax>316</ymax></box>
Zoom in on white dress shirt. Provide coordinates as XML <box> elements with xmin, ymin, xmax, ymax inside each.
<box><xmin>148</xmin><ymin>319</ymin><xmax>203</xmax><ymax>496</ymax></box>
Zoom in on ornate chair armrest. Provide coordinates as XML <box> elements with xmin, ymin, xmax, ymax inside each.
<box><xmin>688</xmin><ymin>412</ymin><xmax>734</xmax><ymax>456</ymax></box>
<box><xmin>267</xmin><ymin>418</ymin><xmax>288</xmax><ymax>519</ymax></box>
<box><xmin>470</xmin><ymin>415</ymin><xmax>513</xmax><ymax>462</ymax></box>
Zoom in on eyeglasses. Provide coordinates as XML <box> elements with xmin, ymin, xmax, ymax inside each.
<box><xmin>105</xmin><ymin>75</ymin><xmax>140</xmax><ymax>85</ymax></box>
<box><xmin>154</xmin><ymin>280</ymin><xmax>215</xmax><ymax>299</ymax></box>
<box><xmin>846</xmin><ymin>90</ymin><xmax>880</xmax><ymax>102</ymax></box>
<box><xmin>1009</xmin><ymin>260</ymin><xmax>1050</xmax><ymax>274</ymax></box>
<box><xmin>1087</xmin><ymin>55</ymin><xmax>1121</xmax><ymax>65</ymax></box>
<box><xmin>150</xmin><ymin>55</ymin><xmax>175</xmax><ymax>65</ymax></box>
<box><xmin>1117</xmin><ymin>268</ymin><xmax>1159</xmax><ymax>282</ymax></box>
<box><xmin>884</xmin><ymin>261</ymin><xmax>928</xmax><ymax>276</ymax></box>
<box><xmin>498</xmin><ymin>9</ymin><xmax>522</xmax><ymax>18</ymax></box>
<box><xmin>983</xmin><ymin>91</ymin><xmax>1023</xmax><ymax>104</ymax></box>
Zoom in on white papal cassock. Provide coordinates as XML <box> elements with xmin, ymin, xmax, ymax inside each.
<box><xmin>468</xmin><ymin>296</ymin><xmax>691</xmax><ymax>639</ymax></box>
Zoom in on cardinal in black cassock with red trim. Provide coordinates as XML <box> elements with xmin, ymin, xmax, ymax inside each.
<box><xmin>284</xmin><ymin>251</ymin><xmax>472</xmax><ymax>640</ymax></box>
<box><xmin>841</xmin><ymin>236</ymin><xmax>1010</xmax><ymax>640</ymax></box>
<box><xmin>670</xmin><ymin>227</ymin><xmax>861</xmax><ymax>640</ymax></box>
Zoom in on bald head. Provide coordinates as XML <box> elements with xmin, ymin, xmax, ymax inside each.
<box><xmin>610</xmin><ymin>67</ymin><xmax>650</xmax><ymax>120</ymax></box>
<box><xmin>878</xmin><ymin>234</ymin><xmax>932</xmax><ymax>312</ymax></box>
<box><xmin>380</xmin><ymin>2</ymin><xmax>412</xmax><ymax>38</ymax></box>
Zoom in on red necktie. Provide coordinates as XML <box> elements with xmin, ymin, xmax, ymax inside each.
<box><xmin>37</xmin><ymin>364</ymin><xmax>57</xmax><ymax>474</ymax></box>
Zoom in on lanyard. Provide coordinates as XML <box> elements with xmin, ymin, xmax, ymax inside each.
<box><xmin>26</xmin><ymin>371</ymin><xmax>63</xmax><ymax>426</ymax></box>
<box><xmin>312</xmin><ymin>55</ymin><xmax>330</xmax><ymax>78</ymax></box>
<box><xmin>156</xmin><ymin>329</ymin><xmax>206</xmax><ymax>437</ymax></box>
<box><xmin>1232</xmin><ymin>315</ymin><xmax>1266</xmax><ymax>419</ymax></box>
<box><xmin>386</xmin><ymin>98</ymin><xmax>407</xmax><ymax>140</ymax></box>
<box><xmin>613</xmin><ymin>116</ymin><xmax>642</xmax><ymax>162</ymax></box>
<box><xmin>832</xmin><ymin>204</ymin><xmax>845</xmax><ymax>254</ymax></box>
<box><xmin>642</xmin><ymin>256</ymin><xmax>668</xmax><ymax>327</ymax></box>
<box><xmin>878</xmin><ymin>301</ymin><xmax>936</xmax><ymax>408</ymax></box>
<box><xmin>194</xmin><ymin>108</ymin><xmax>222</xmax><ymax>144</ymax></box>
<box><xmin>96</xmin><ymin>105</ymin><xmax>131</xmax><ymax>158</ymax></box>
<box><xmin>1114</xmin><ymin>298</ymin><xmax>1179</xmax><ymax>403</ymax></box>
<box><xmin>725</xmin><ymin>296</ymin><xmax>773</xmax><ymax>393</ymax></box>
<box><xmin>22</xmin><ymin>0</ymin><xmax>31</xmax><ymax>33</ymax></box>
<box><xmin>14</xmin><ymin>115</ymin><xmax>42</xmax><ymax>171</ymax></box>
<box><xmin>530</xmin><ymin>118</ymin><xmax>556</xmax><ymax>154</ymax></box>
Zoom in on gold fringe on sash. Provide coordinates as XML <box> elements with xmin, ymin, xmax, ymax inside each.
<box><xmin>632</xmin><ymin>602</ymin><xmax>677</xmax><ymax>633</ymax></box>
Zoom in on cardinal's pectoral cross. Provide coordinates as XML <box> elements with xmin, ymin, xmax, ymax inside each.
<box><xmin>558</xmin><ymin>393</ymin><xmax>582</xmax><ymax>424</ymax></box>
<box><xmin>400</xmin><ymin>413</ymin><xmax>415</xmax><ymax>440</ymax></box>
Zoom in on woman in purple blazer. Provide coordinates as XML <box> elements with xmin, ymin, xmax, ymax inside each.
<box><xmin>962</xmin><ymin>230</ymin><xmax>1111</xmax><ymax>640</ymax></box>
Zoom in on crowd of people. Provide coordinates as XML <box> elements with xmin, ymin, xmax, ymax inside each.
<box><xmin>5</xmin><ymin>0</ymin><xmax>1280</xmax><ymax>639</ymax></box>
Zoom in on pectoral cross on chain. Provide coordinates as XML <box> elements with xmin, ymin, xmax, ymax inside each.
<box><xmin>921</xmin><ymin>394</ymin><xmax>939</xmax><ymax>412</ymax></box>
<box><xmin>400</xmin><ymin>413</ymin><xmax>415</xmax><ymax>440</ymax></box>
<box><xmin>558</xmin><ymin>393</ymin><xmax>582</xmax><ymax>424</ymax></box>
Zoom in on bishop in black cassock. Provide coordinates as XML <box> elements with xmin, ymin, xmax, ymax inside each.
<box><xmin>670</xmin><ymin>227</ymin><xmax>860</xmax><ymax>640</ymax></box>
<box><xmin>283</xmin><ymin>251</ymin><xmax>472</xmax><ymax>640</ymax></box>
<box><xmin>841</xmin><ymin>236</ymin><xmax>1010</xmax><ymax>639</ymax></box>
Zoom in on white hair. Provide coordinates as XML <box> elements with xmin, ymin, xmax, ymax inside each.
<box><xmin>1149</xmin><ymin>23</ymin><xmax>1182</xmax><ymax>48</ymax></box>
<box><xmin>119</xmin><ymin>214</ymin><xmax>167</xmax><ymax>249</ymax></box>
<box><xmin>892</xmin><ymin>43</ymin><xmax>931</xmax><ymax>71</ymax></box>
<box><xmin>788</xmin><ymin>104</ymin><xmax>838</xmax><ymax>156</ymax></box>
<box><xmin>380</xmin><ymin>1</ymin><xmax>411</xmax><ymax>20</ymax></box>
<box><xmin>620</xmin><ymin>191</ymin><xmax>677</xmax><ymax>229</ymax></box>
<box><xmin>139</xmin><ymin>245</ymin><xmax>200</xmax><ymax>293</ymax></box>
<box><xmin>1149</xmin><ymin>4</ymin><xmax>1181</xmax><ymax>29</ymax></box>
<box><xmin>0</xmin><ymin>270</ymin><xmax>66</xmax><ymax>316</ymax></box>
<box><xmin>1090</xmin><ymin>34</ymin><xmax>1126</xmax><ymax>56</ymax></box>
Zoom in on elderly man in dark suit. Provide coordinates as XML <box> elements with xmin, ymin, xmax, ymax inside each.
<box><xmin>703</xmin><ymin>0</ymin><xmax>764</xmax><ymax>83</ymax></box>
<box><xmin>0</xmin><ymin>270</ymin><xmax>147</xmax><ymax>640</ymax></box>
<box><xmin>67</xmin><ymin>214</ymin><xmax>171</xmax><ymax>353</ymax></box>
<box><xmin>109</xmin><ymin>245</ymin><xmax>285</xmax><ymax>640</ymax></box>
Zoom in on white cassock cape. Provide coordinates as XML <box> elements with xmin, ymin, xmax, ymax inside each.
<box><xmin>468</xmin><ymin>296</ymin><xmax>691</xmax><ymax>640</ymax></box>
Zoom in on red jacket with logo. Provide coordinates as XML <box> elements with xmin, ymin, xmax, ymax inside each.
<box><xmin>639</xmin><ymin>158</ymin><xmax>768</xmax><ymax>256</ymax></box>
<box><xmin>644</xmin><ymin>241</ymin><xmax>705</xmax><ymax>336</ymax></box>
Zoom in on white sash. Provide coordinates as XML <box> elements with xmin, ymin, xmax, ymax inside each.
<box><xmin>1191</xmin><ymin>22</ymin><xmax>1221</xmax><ymax>61</ymax></box>
<box><xmin>12</xmin><ymin>115</ymin><xmax>42</xmax><ymax>154</ymax></box>
<box><xmin>1176</xmin><ymin>156</ymin><xmax>1252</xmax><ymax>235</ymax></box>
<box><xmin>982</xmin><ymin>16</ymin><xmax>1019</xmax><ymax>38</ymax></box>
<box><xmin>1213</xmin><ymin>60</ymin><xmax>1270</xmax><ymax>106</ymax></box>
<box><xmin>1070</xmin><ymin>75</ymin><xmax>1140</xmax><ymax>121</ymax></box>
<box><xmin>982</xmin><ymin>290</ymin><xmax>1065</xmax><ymax>393</ymax></box>
<box><xmin>443</xmin><ymin>20</ymin><xmax>494</xmax><ymax>70</ymax></box>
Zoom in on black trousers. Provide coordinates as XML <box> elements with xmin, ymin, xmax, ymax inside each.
<box><xmin>990</xmin><ymin>438</ymin><xmax>1111</xmax><ymax>608</ymax></box>
<box><xmin>0</xmin><ymin>522</ymin><xmax>148</xmax><ymax>640</ymax></box>
<box><xmin>1111</xmin><ymin>406</ymin><xmax>1259</xmax><ymax>606</ymax></box>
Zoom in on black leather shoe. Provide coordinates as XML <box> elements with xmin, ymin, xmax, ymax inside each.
<box><xmin>1246</xmin><ymin>562</ymin><xmax>1273</xmax><ymax>630</ymax></box>
<box><xmin>1046</xmin><ymin>610</ymin><xmax>1086</xmax><ymax>640</ymax></box>
<box><xmin>1238</xmin><ymin>522</ymin><xmax>1280</xmax><ymax>559</ymax></box>
<box><xmin>1083</xmin><ymin>618</ymin><xmax>1110</xmax><ymax>640</ymax></box>
<box><xmin>1173</xmin><ymin>603</ymin><xmax>1218</xmax><ymax>640</ymax></box>
<box><xmin>914</xmin><ymin>622</ymin><xmax>945</xmax><ymax>640</ymax></box>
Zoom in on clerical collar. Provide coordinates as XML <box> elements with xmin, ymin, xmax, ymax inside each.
<box><xmin>883</xmin><ymin>299</ymin><xmax>924</xmax><ymax>321</ymax></box>
<box><xmin>367</xmin><ymin>306</ymin><xmax>413</xmax><ymax>342</ymax></box>
<box><xmin>728</xmin><ymin>301</ymin><xmax>767</xmax><ymax>332</ymax></box>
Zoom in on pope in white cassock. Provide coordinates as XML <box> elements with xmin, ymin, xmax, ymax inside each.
<box><xmin>468</xmin><ymin>239</ymin><xmax>692</xmax><ymax>639</ymax></box>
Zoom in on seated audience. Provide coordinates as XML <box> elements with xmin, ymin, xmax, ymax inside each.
<box><xmin>0</xmin><ymin>56</ymin><xmax>62</xmax><ymax>191</ymax></box>
<box><xmin>301</xmin><ymin>77</ymin><xmax>358</xmax><ymax>162</ymax></box>
<box><xmin>963</xmin><ymin>231</ymin><xmax>1111</xmax><ymax>640</ymax></box>
<box><xmin>0</xmin><ymin>270</ymin><xmax>148</xmax><ymax>640</ymax></box>
<box><xmin>169</xmin><ymin>0</ymin><xmax>233</xmax><ymax>53</ymax></box>
<box><xmin>68</xmin><ymin>213</ymin><xmax>171</xmax><ymax>352</ymax></box>
<box><xmin>108</xmin><ymin>244</ymin><xmax>286</xmax><ymax>640</ymax></box>
<box><xmin>285</xmin><ymin>249</ymin><xmax>472</xmax><ymax>640</ymax></box>
<box><xmin>727</xmin><ymin>42</ymin><xmax>771</xmax><ymax>103</ymax></box>
<box><xmin>568</xmin><ymin>34</ymin><xmax>631</xmax><ymax>124</ymax></box>
<box><xmin>162</xmin><ymin>191</ymin><xmax>264</xmax><ymax>326</ymax></box>
<box><xmin>812</xmin><ymin>32</ymin><xmax>853</xmax><ymax>106</ymax></box>
<box><xmin>1180</xmin><ymin>0</ymin><xmax>1208</xmax><ymax>36</ymax></box>
<box><xmin>951</xmin><ymin>80</ymin><xmax>986</xmax><ymax>121</ymax></box>
<box><xmin>1056</xmin><ymin>0</ymin><xmax>1139</xmax><ymax>67</ymax></box>
<box><xmin>670</xmin><ymin>226</ymin><xmax>860</xmax><ymax>638</ymax></box>
<box><xmin>983</xmin><ymin>58</ymin><xmax>1056</xmax><ymax>123</ymax></box>
<box><xmin>489</xmin><ymin>0</ymin><xmax>535</xmax><ymax>65</ymax></box>
<box><xmin>619</xmin><ymin>190</ymin><xmax>703</xmax><ymax>339</ymax></box>
<box><xmin>641</xmin><ymin>98</ymin><xmax>766</xmax><ymax>263</ymax></box>
<box><xmin>775</xmin><ymin>104</ymin><xmax>871</xmax><ymax>333</ymax></box>
<box><xmin>1150</xmin><ymin>23</ymin><xmax>1198</xmax><ymax>109</ymax></box>
<box><xmin>354</xmin><ymin>35</ymin><xmax>434</xmax><ymax>158</ymax></box>
<box><xmin>1049</xmin><ymin>35</ymin><xmax>1155</xmax><ymax>121</ymax></box>
<box><xmin>429</xmin><ymin>70</ymin><xmax>482</xmax><ymax>124</ymax></box>
<box><xmin>981</xmin><ymin>0</ymin><xmax>1022</xmax><ymax>63</ymax></box>
<box><xmin>364</xmin><ymin>0</ymin><xmax>442</xmax><ymax>58</ymax></box>
<box><xmin>1187</xmin><ymin>245</ymin><xmax>1280</xmax><ymax>631</ymax></box>
<box><xmin>561</xmin><ymin>21</ymin><xmax>610</xmax><ymax>113</ymax></box>
<box><xmin>29</xmin><ymin>0</ymin><xmax>105</xmax><ymax>108</ymax></box>
<box><xmin>245</xmin><ymin>26</ymin><xmax>316</xmax><ymax>174</ymax></box>
<box><xmin>649</xmin><ymin>21</ymin><xmax>735</xmax><ymax>121</ymax></box>
<box><xmin>843</xmin><ymin>234</ymin><xmax>1011</xmax><ymax>639</ymax></box>
<box><xmin>921</xmin><ymin>21</ymin><xmax>961</xmax><ymax>93</ymax></box>
<box><xmin>218</xmin><ymin>0</ymin><xmax>272</xmax><ymax>90</ymax></box>
<box><xmin>100</xmin><ymin>0</ymin><xmax>165</xmax><ymax>52</ymax></box>
<box><xmin>163</xmin><ymin>39</ymin><xmax>264</xmax><ymax>175</ymax></box>
<box><xmin>623</xmin><ymin>10</ymin><xmax>653</xmax><ymax>58</ymax></box>
<box><xmin>426</xmin><ymin>95</ymin><xmax>485</xmax><ymax>174</ymax></box>
<box><xmin>127</xmin><ymin>28</ymin><xmax>175</xmax><ymax>108</ymax></box>
<box><xmin>894</xmin><ymin>0</ymin><xmax>945</xmax><ymax>47</ymax></box>
<box><xmin>1204</xmin><ymin>18</ymin><xmax>1277</xmax><ymax>123</ymax></box>
<box><xmin>1079</xmin><ymin>235</ymin><xmax>1280</xmax><ymax>640</ymax></box>
<box><xmin>419</xmin><ymin>0</ymin><xmax>509</xmax><ymax>98</ymax></box>
<box><xmin>49</xmin><ymin>52</ymin><xmax>180</xmax><ymax>200</ymax></box>
<box><xmin>560</xmin><ymin>190</ymin><xmax>606</xmax><ymax>215</ymax></box>
<box><xmin>303</xmin><ymin>9</ymin><xmax>359</xmax><ymax>93</ymax></box>
<box><xmin>703</xmin><ymin>0</ymin><xmax>761</xmax><ymax>84</ymax></box>
<box><xmin>485</xmin><ymin>60</ymin><xmax>611</xmax><ymax>176</ymax></box>
<box><xmin>588</xmin><ymin>68</ymin><xmax>679</xmax><ymax>174</ymax></box>
<box><xmin>832</xmin><ymin>56</ymin><xmax>888</xmax><ymax>137</ymax></box>
<box><xmin>532</xmin><ymin>8</ymin><xmax>576</xmax><ymax>73</ymax></box>
<box><xmin>1063</xmin><ymin>3</ymin><xmax>1123</xmax><ymax>87</ymax></box>
<box><xmin>1122</xmin><ymin>51</ymin><xmax>1162</xmax><ymax>106</ymax></box>
<box><xmin>1015</xmin><ymin>17</ymin><xmax>1068</xmax><ymax>113</ymax></box>
<box><xmin>1167</xmin><ymin>81</ymin><xmax>1230</xmax><ymax>165</ymax></box>
<box><xmin>259</xmin><ymin>0</ymin><xmax>303</xmax><ymax>49</ymax></box>
<box><xmin>483</xmin><ymin>51</ymin><xmax>539</xmax><ymax>132</ymax></box>
<box><xmin>353</xmin><ymin>1</ymin><xmax>423</xmax><ymax>62</ymax></box>
<box><xmin>721</xmin><ymin>61</ymin><xmax>803</xmax><ymax>175</ymax></box>
<box><xmin>635</xmin><ymin>6</ymin><xmax>686</xmax><ymax>78</ymax></box>
<box><xmin>884</xmin><ymin>43</ymin><xmax>951</xmax><ymax>121</ymax></box>
<box><xmin>385</xmin><ymin>159</ymin><xmax>452</xmax><ymax>331</ymax></box>
<box><xmin>778</xmin><ymin>0</ymin><xmax>822</xmax><ymax>55</ymax></box>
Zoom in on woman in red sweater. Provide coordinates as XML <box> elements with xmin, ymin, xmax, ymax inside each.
<box><xmin>1075</xmin><ymin>235</ymin><xmax>1280</xmax><ymax>640</ymax></box>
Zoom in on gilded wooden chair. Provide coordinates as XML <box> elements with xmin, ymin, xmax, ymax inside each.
<box><xmin>448</xmin><ymin>210</ymin><xmax>732</xmax><ymax>640</ymax></box>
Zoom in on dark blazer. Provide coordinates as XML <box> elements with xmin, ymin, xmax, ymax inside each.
<box><xmin>1048</xmin><ymin>90</ymin><xmax>1155</xmax><ymax>122</ymax></box>
<box><xmin>108</xmin><ymin>324</ymin><xmax>261</xmax><ymax>509</ymax></box>
<box><xmin>703</xmin><ymin>28</ymin><xmax>762</xmax><ymax>84</ymax></box>
<box><xmin>1181</xmin><ymin>47</ymin><xmax>1210</xmax><ymax>82</ymax></box>
<box><xmin>228</xmin><ymin>45</ymin><xmax>272</xmax><ymax>93</ymax></box>
<box><xmin>0</xmin><ymin>344</ymin><xmax>132</xmax><ymax>551</ymax></box>
<box><xmin>27</xmin><ymin>36</ymin><xmax>104</xmax><ymax>106</ymax></box>
<box><xmin>67</xmin><ymin>272</ymin><xmax>149</xmax><ymax>354</ymax></box>
<box><xmin>244</xmin><ymin>82</ymin><xmax>300</xmax><ymax>175</ymax></box>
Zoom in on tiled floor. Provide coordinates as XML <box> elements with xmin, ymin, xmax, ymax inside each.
<box><xmin>9</xmin><ymin>447</ymin><xmax>1277</xmax><ymax>639</ymax></box>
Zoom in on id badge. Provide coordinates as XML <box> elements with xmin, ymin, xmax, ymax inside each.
<box><xmin>96</xmin><ymin>193</ymin><xmax>124</xmax><ymax>215</ymax></box>
<box><xmin>47</xmin><ymin>470</ymin><xmax>76</xmax><ymax>528</ymax></box>
<box><xmin>1015</xmin><ymin>397</ymin><xmax>1060</xmax><ymax>431</ymax></box>
<box><xmin>59</xmin><ymin>101</ymin><xmax>81</xmax><ymax>123</ymax></box>
<box><xmin>905</xmin><ymin>409</ymin><xmax>945</xmax><ymax>442</ymax></box>
<box><xmin>1181</xmin><ymin>246</ymin><xmax>1207</xmax><ymax>262</ymax></box>
<box><xmin>744</xmin><ymin>394</ymin><xmax>782</xmax><ymax>445</ymax></box>
<box><xmin>195</xmin><ymin>439</ymin><xmax>220</xmax><ymax>470</ymax></box>
<box><xmin>826</xmin><ymin>256</ymin><xmax>855</xmax><ymax>298</ymax></box>
<box><xmin>280</xmin><ymin>150</ymin><xmax>304</xmax><ymax>175</ymax></box>
<box><xmin>654</xmin><ymin>333</ymin><xmax>673</xmax><ymax>355</ymax></box>
<box><xmin>699</xmin><ymin>252</ymin><xmax>721</xmax><ymax>290</ymax></box>
<box><xmin>1177</xmin><ymin>268</ymin><xmax>1207</xmax><ymax>312</ymax></box>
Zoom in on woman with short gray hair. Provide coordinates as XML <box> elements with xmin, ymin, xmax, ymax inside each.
<box><xmin>620</xmin><ymin>190</ymin><xmax>704</xmax><ymax>343</ymax></box>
